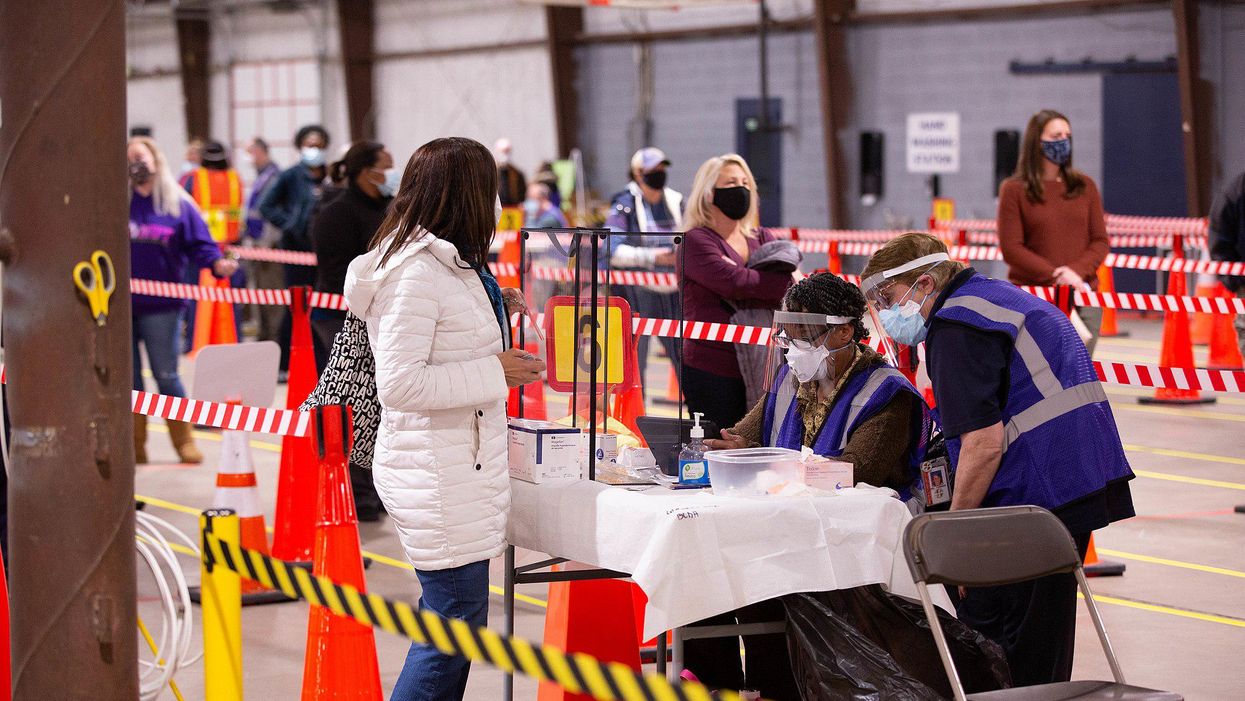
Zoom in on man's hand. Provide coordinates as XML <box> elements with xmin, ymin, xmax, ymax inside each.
<box><xmin>213</xmin><ymin>257</ymin><xmax>239</xmax><ymax>278</ymax></box>
<box><xmin>705</xmin><ymin>428</ymin><xmax>748</xmax><ymax>450</ymax></box>
<box><xmin>1052</xmin><ymin>266</ymin><xmax>1087</xmax><ymax>290</ymax></box>
<box><xmin>949</xmin><ymin>421</ymin><xmax>1005</xmax><ymax>511</ymax></box>
<box><xmin>654</xmin><ymin>249</ymin><xmax>677</xmax><ymax>267</ymax></box>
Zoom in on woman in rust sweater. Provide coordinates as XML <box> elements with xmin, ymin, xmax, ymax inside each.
<box><xmin>998</xmin><ymin>109</ymin><xmax>1108</xmax><ymax>353</ymax></box>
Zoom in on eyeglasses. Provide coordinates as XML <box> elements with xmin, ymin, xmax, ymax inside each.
<box><xmin>773</xmin><ymin>329</ymin><xmax>830</xmax><ymax>351</ymax></box>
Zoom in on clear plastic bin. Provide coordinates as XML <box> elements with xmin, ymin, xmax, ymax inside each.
<box><xmin>705</xmin><ymin>447</ymin><xmax>803</xmax><ymax>496</ymax></box>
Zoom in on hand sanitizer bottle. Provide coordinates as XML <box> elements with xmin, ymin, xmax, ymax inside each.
<box><xmin>678</xmin><ymin>412</ymin><xmax>710</xmax><ymax>486</ymax></box>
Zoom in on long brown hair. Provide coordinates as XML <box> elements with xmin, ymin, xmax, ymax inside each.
<box><xmin>1012</xmin><ymin>109</ymin><xmax>1086</xmax><ymax>203</ymax></box>
<box><xmin>371</xmin><ymin>137</ymin><xmax>498</xmax><ymax>269</ymax></box>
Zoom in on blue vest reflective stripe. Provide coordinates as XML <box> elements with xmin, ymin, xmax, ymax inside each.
<box><xmin>932</xmin><ymin>274</ymin><xmax>1133</xmax><ymax>510</ymax></box>
<box><xmin>761</xmin><ymin>361</ymin><xmax>927</xmax><ymax>501</ymax></box>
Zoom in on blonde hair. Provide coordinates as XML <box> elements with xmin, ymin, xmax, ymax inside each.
<box><xmin>860</xmin><ymin>233</ymin><xmax>966</xmax><ymax>289</ymax></box>
<box><xmin>128</xmin><ymin>136</ymin><xmax>196</xmax><ymax>219</ymax></box>
<box><xmin>684</xmin><ymin>153</ymin><xmax>760</xmax><ymax>234</ymax></box>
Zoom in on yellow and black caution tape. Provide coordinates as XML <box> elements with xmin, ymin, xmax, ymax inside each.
<box><xmin>201</xmin><ymin>530</ymin><xmax>749</xmax><ymax>701</ymax></box>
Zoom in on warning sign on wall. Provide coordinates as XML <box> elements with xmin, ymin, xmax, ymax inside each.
<box><xmin>906</xmin><ymin>112</ymin><xmax>960</xmax><ymax>174</ymax></box>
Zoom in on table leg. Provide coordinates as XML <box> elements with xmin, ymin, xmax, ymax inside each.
<box><xmin>503</xmin><ymin>545</ymin><xmax>516</xmax><ymax>701</ymax></box>
<box><xmin>669</xmin><ymin>627</ymin><xmax>684</xmax><ymax>683</ymax></box>
<box><xmin>655</xmin><ymin>631</ymin><xmax>667</xmax><ymax>675</ymax></box>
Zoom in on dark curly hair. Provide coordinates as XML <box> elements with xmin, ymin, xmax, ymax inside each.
<box><xmin>783</xmin><ymin>272</ymin><xmax>869</xmax><ymax>341</ymax></box>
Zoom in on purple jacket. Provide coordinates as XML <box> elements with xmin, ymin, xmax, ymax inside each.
<box><xmin>130</xmin><ymin>192</ymin><xmax>222</xmax><ymax>316</ymax></box>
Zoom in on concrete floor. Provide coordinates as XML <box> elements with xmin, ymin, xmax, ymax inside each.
<box><xmin>133</xmin><ymin>316</ymin><xmax>1245</xmax><ymax>700</ymax></box>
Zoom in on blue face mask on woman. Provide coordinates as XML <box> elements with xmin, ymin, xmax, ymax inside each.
<box><xmin>878</xmin><ymin>281</ymin><xmax>933</xmax><ymax>346</ymax></box>
<box><xmin>377</xmin><ymin>168</ymin><xmax>400</xmax><ymax>198</ymax></box>
<box><xmin>1040</xmin><ymin>138</ymin><xmax>1072</xmax><ymax>166</ymax></box>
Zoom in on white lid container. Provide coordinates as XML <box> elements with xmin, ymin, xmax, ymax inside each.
<box><xmin>705</xmin><ymin>447</ymin><xmax>803</xmax><ymax>496</ymax></box>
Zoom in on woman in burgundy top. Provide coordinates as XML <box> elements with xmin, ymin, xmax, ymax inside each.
<box><xmin>998</xmin><ymin>109</ymin><xmax>1109</xmax><ymax>353</ymax></box>
<box><xmin>679</xmin><ymin>154</ymin><xmax>794</xmax><ymax>434</ymax></box>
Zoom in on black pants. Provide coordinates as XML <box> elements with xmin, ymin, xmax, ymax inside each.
<box><xmin>956</xmin><ymin>532</ymin><xmax>1092</xmax><ymax>687</ymax></box>
<box><xmin>683</xmin><ymin>599</ymin><xmax>800</xmax><ymax>700</ymax></box>
<box><xmin>681</xmin><ymin>364</ymin><xmax>749</xmax><ymax>433</ymax></box>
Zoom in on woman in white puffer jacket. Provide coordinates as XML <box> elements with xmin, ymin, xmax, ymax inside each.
<box><xmin>344</xmin><ymin>137</ymin><xmax>545</xmax><ymax>701</ymax></box>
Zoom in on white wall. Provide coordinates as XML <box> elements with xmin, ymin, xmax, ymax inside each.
<box><xmin>125</xmin><ymin>13</ymin><xmax>186</xmax><ymax>163</ymax></box>
<box><xmin>374</xmin><ymin>0</ymin><xmax>557</xmax><ymax>172</ymax></box>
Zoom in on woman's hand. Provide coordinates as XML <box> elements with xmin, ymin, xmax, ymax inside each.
<box><xmin>212</xmin><ymin>257</ymin><xmax>239</xmax><ymax>278</ymax></box>
<box><xmin>497</xmin><ymin>348</ymin><xmax>545</xmax><ymax>388</ymax></box>
<box><xmin>502</xmin><ymin>288</ymin><xmax>527</xmax><ymax>313</ymax></box>
<box><xmin>1052</xmin><ymin>266</ymin><xmax>1087</xmax><ymax>289</ymax></box>
<box><xmin>705</xmin><ymin>428</ymin><xmax>748</xmax><ymax>451</ymax></box>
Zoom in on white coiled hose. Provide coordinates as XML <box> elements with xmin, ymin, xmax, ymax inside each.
<box><xmin>135</xmin><ymin>510</ymin><xmax>202</xmax><ymax>701</ymax></box>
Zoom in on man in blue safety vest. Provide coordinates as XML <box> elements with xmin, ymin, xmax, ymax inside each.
<box><xmin>860</xmin><ymin>232</ymin><xmax>1136</xmax><ymax>688</ymax></box>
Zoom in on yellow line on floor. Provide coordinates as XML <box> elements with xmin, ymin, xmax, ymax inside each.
<box><xmin>135</xmin><ymin>492</ymin><xmax>549</xmax><ymax>609</ymax></box>
<box><xmin>1079</xmin><ymin>593</ymin><xmax>1245</xmax><ymax>629</ymax></box>
<box><xmin>147</xmin><ymin>423</ymin><xmax>283</xmax><ymax>453</ymax></box>
<box><xmin>1124</xmin><ymin>443</ymin><xmax>1245</xmax><ymax>467</ymax></box>
<box><xmin>1098</xmin><ymin>337</ymin><xmax>1162</xmax><ymax>350</ymax></box>
<box><xmin>1133</xmin><ymin>469</ymin><xmax>1245</xmax><ymax>491</ymax></box>
<box><xmin>1095</xmin><ymin>549</ymin><xmax>1245</xmax><ymax>579</ymax></box>
<box><xmin>1113</xmin><ymin>402</ymin><xmax>1245</xmax><ymax>423</ymax></box>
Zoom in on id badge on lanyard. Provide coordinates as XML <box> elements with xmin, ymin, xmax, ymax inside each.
<box><xmin>921</xmin><ymin>456</ymin><xmax>952</xmax><ymax>507</ymax></box>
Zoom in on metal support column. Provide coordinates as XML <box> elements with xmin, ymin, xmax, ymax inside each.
<box><xmin>175</xmin><ymin>5</ymin><xmax>212</xmax><ymax>141</ymax></box>
<box><xmin>337</xmin><ymin>0</ymin><xmax>377</xmax><ymax>141</ymax></box>
<box><xmin>812</xmin><ymin>0</ymin><xmax>854</xmax><ymax>228</ymax></box>
<box><xmin>0</xmin><ymin>0</ymin><xmax>138</xmax><ymax>697</ymax></box>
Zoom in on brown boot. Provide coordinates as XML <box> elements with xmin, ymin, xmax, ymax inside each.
<box><xmin>166</xmin><ymin>419</ymin><xmax>203</xmax><ymax>464</ymax></box>
<box><xmin>133</xmin><ymin>414</ymin><xmax>148</xmax><ymax>464</ymax></box>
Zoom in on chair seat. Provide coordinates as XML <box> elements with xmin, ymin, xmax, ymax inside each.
<box><xmin>968</xmin><ymin>680</ymin><xmax>1183</xmax><ymax>701</ymax></box>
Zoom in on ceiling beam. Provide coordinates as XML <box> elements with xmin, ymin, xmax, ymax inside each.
<box><xmin>175</xmin><ymin>8</ymin><xmax>212</xmax><ymax>140</ymax></box>
<box><xmin>813</xmin><ymin>0</ymin><xmax>853</xmax><ymax>228</ymax></box>
<box><xmin>337</xmin><ymin>0</ymin><xmax>376</xmax><ymax>141</ymax></box>
<box><xmin>547</xmin><ymin>5</ymin><xmax>585</xmax><ymax>158</ymax></box>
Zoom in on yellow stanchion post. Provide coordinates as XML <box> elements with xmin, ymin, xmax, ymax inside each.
<box><xmin>201</xmin><ymin>509</ymin><xmax>243</xmax><ymax>701</ymax></box>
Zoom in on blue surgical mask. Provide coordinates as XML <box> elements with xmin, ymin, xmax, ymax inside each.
<box><xmin>1040</xmin><ymin>138</ymin><xmax>1071</xmax><ymax>167</ymax></box>
<box><xmin>300</xmin><ymin>146</ymin><xmax>325</xmax><ymax>167</ymax></box>
<box><xmin>879</xmin><ymin>285</ymin><xmax>933</xmax><ymax>346</ymax></box>
<box><xmin>523</xmin><ymin>198</ymin><xmax>540</xmax><ymax>217</ymax></box>
<box><xmin>377</xmin><ymin>168</ymin><xmax>400</xmax><ymax>198</ymax></box>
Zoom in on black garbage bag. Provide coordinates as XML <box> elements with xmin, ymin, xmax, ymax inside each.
<box><xmin>782</xmin><ymin>586</ymin><xmax>1011</xmax><ymax>700</ymax></box>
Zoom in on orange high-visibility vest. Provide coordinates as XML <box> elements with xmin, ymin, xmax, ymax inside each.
<box><xmin>191</xmin><ymin>167</ymin><xmax>243</xmax><ymax>244</ymax></box>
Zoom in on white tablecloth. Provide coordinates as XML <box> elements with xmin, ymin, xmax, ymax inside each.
<box><xmin>508</xmin><ymin>479</ymin><xmax>954</xmax><ymax>639</ymax></box>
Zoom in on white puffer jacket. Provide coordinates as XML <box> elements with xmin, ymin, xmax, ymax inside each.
<box><xmin>344</xmin><ymin>232</ymin><xmax>510</xmax><ymax>571</ymax></box>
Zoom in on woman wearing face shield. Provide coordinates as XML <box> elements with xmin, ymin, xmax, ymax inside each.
<box><xmin>706</xmin><ymin>272</ymin><xmax>932</xmax><ymax>499</ymax></box>
<box><xmin>860</xmin><ymin>232</ymin><xmax>1135</xmax><ymax>688</ymax></box>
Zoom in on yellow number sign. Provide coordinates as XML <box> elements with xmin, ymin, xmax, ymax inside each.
<box><xmin>498</xmin><ymin>206</ymin><xmax>525</xmax><ymax>233</ymax></box>
<box><xmin>544</xmin><ymin>296</ymin><xmax>636</xmax><ymax>393</ymax></box>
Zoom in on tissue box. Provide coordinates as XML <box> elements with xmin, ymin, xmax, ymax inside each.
<box><xmin>584</xmin><ymin>433</ymin><xmax>619</xmax><ymax>465</ymax></box>
<box><xmin>508</xmin><ymin>419</ymin><xmax>584</xmax><ymax>483</ymax></box>
<box><xmin>801</xmin><ymin>457</ymin><xmax>854</xmax><ymax>492</ymax></box>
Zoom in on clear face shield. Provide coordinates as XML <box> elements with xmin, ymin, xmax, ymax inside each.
<box><xmin>859</xmin><ymin>253</ymin><xmax>950</xmax><ymax>360</ymax></box>
<box><xmin>763</xmin><ymin>311</ymin><xmax>856</xmax><ymax>397</ymax></box>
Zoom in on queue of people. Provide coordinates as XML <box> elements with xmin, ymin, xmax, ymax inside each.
<box><xmin>126</xmin><ymin>104</ymin><xmax>1145</xmax><ymax>699</ymax></box>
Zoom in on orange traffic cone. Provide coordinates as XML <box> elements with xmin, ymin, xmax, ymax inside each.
<box><xmin>191</xmin><ymin>268</ymin><xmax>238</xmax><ymax>356</ymax></box>
<box><xmin>301</xmin><ymin>405</ymin><xmax>383</xmax><ymax>701</ymax></box>
<box><xmin>272</xmin><ymin>287</ymin><xmax>321</xmax><ymax>563</ymax></box>
<box><xmin>1207</xmin><ymin>285</ymin><xmax>1244</xmax><ymax>370</ymax></box>
<box><xmin>1139</xmin><ymin>271</ymin><xmax>1216</xmax><ymax>405</ymax></box>
<box><xmin>1095</xmin><ymin>265</ymin><xmax>1128</xmax><ymax>338</ymax></box>
<box><xmin>538</xmin><ymin>579</ymin><xmax>642</xmax><ymax>701</ymax></box>
<box><xmin>1083</xmin><ymin>534</ymin><xmax>1125</xmax><ymax>577</ymax></box>
<box><xmin>193</xmin><ymin>408</ymin><xmax>293</xmax><ymax>605</ymax></box>
<box><xmin>1190</xmin><ymin>273</ymin><xmax>1218</xmax><ymax>345</ymax></box>
<box><xmin>609</xmin><ymin>348</ymin><xmax>645</xmax><ymax>437</ymax></box>
<box><xmin>0</xmin><ymin>546</ymin><xmax>9</xmax><ymax>701</ymax></box>
<box><xmin>827</xmin><ymin>240</ymin><xmax>842</xmax><ymax>275</ymax></box>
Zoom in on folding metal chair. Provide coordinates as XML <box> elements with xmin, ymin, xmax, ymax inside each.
<box><xmin>902</xmin><ymin>506</ymin><xmax>1182</xmax><ymax>700</ymax></box>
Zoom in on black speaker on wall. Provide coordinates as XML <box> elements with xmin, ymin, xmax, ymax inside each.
<box><xmin>860</xmin><ymin>131</ymin><xmax>884</xmax><ymax>205</ymax></box>
<box><xmin>994</xmin><ymin>129</ymin><xmax>1020</xmax><ymax>196</ymax></box>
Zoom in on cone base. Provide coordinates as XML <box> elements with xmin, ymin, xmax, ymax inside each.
<box><xmin>1138</xmin><ymin>396</ymin><xmax>1217</xmax><ymax>405</ymax></box>
<box><xmin>1235</xmin><ymin>504</ymin><xmax>1245</xmax><ymax>514</ymax></box>
<box><xmin>188</xmin><ymin>584</ymin><xmax>297</xmax><ymax>606</ymax></box>
<box><xmin>1084</xmin><ymin>560</ymin><xmax>1126</xmax><ymax>577</ymax></box>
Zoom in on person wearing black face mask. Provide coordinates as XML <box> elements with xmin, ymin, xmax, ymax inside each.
<box><xmin>605</xmin><ymin>147</ymin><xmax>685</xmax><ymax>388</ymax></box>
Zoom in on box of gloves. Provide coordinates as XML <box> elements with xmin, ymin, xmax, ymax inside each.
<box><xmin>508</xmin><ymin>419</ymin><xmax>585</xmax><ymax>483</ymax></box>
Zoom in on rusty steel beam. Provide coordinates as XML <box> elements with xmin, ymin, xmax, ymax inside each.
<box><xmin>1172</xmin><ymin>0</ymin><xmax>1210</xmax><ymax>215</ymax></box>
<box><xmin>0</xmin><ymin>0</ymin><xmax>138</xmax><ymax>697</ymax></box>
<box><xmin>547</xmin><ymin>5</ymin><xmax>584</xmax><ymax>158</ymax></box>
<box><xmin>175</xmin><ymin>7</ymin><xmax>212</xmax><ymax>140</ymax></box>
<box><xmin>813</xmin><ymin>0</ymin><xmax>854</xmax><ymax>228</ymax></box>
<box><xmin>338</xmin><ymin>0</ymin><xmax>377</xmax><ymax>141</ymax></box>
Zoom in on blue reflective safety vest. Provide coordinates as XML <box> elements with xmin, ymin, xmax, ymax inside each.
<box><xmin>931</xmin><ymin>274</ymin><xmax>1133</xmax><ymax>510</ymax></box>
<box><xmin>761</xmin><ymin>359</ymin><xmax>930</xmax><ymax>501</ymax></box>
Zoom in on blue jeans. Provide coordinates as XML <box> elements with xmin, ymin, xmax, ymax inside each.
<box><xmin>133</xmin><ymin>310</ymin><xmax>187</xmax><ymax>396</ymax></box>
<box><xmin>391</xmin><ymin>560</ymin><xmax>490</xmax><ymax>701</ymax></box>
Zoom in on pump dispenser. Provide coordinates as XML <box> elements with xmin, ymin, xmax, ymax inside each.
<box><xmin>678</xmin><ymin>412</ymin><xmax>710</xmax><ymax>486</ymax></box>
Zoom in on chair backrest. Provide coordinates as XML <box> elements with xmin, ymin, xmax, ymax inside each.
<box><xmin>903</xmin><ymin>506</ymin><xmax>1081</xmax><ymax>587</ymax></box>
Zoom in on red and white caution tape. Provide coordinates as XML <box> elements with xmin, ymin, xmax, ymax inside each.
<box><xmin>1095</xmin><ymin>362</ymin><xmax>1245</xmax><ymax>393</ymax></box>
<box><xmin>1022</xmin><ymin>286</ymin><xmax>1245</xmax><ymax>314</ymax></box>
<box><xmin>132</xmin><ymin>390</ymin><xmax>310</xmax><ymax>437</ymax></box>
<box><xmin>132</xmin><ymin>278</ymin><xmax>348</xmax><ymax>310</ymax></box>
<box><xmin>225</xmin><ymin>246</ymin><xmax>319</xmax><ymax>266</ymax></box>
